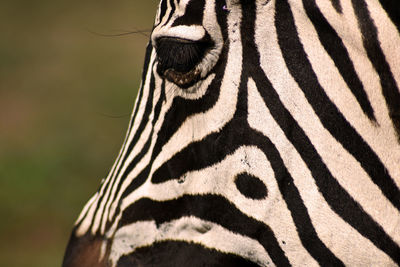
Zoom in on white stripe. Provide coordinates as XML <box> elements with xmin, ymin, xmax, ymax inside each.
<box><xmin>152</xmin><ymin>25</ymin><xmax>207</xmax><ymax>42</ymax></box>
<box><xmin>99</xmin><ymin>56</ymin><xmax>157</xmax><ymax>228</ymax></box>
<box><xmin>254</xmin><ymin>2</ymin><xmax>397</xmax><ymax>263</ymax></box>
<box><xmin>103</xmin><ymin>61</ymin><xmax>161</xmax><ymax>224</ymax></box>
<box><xmin>367</xmin><ymin>0</ymin><xmax>400</xmax><ymax>93</ymax></box>
<box><xmin>149</xmin><ymin>4</ymin><xmax>243</xmax><ymax>179</ymax></box>
<box><xmin>291</xmin><ymin>0</ymin><xmax>400</xmax><ymax>245</ymax></box>
<box><xmin>95</xmin><ymin>57</ymin><xmax>160</xmax><ymax>233</ymax></box>
<box><xmin>152</xmin><ymin>1</ymin><xmax>206</xmax><ymax>42</ymax></box>
<box><xmin>76</xmin><ymin>192</ymin><xmax>99</xmax><ymax>236</ymax></box>
<box><xmin>109</xmin><ymin>217</ymin><xmax>273</xmax><ymax>267</ymax></box>
<box><xmin>247</xmin><ymin>76</ymin><xmax>395</xmax><ymax>265</ymax></box>
<box><xmin>315</xmin><ymin>0</ymin><xmax>400</xmax><ymax>190</ymax></box>
<box><xmin>107</xmin><ymin>67</ymin><xmax>172</xmax><ymax>222</ymax></box>
<box><xmin>75</xmin><ymin>192</ymin><xmax>98</xmax><ymax>227</ymax></box>
<box><xmin>119</xmin><ymin>145</ymin><xmax>317</xmax><ymax>266</ymax></box>
<box><xmin>108</xmin><ymin>0</ymin><xmax>227</xmax><ymax>229</ymax></box>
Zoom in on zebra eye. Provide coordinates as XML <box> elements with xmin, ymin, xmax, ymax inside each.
<box><xmin>155</xmin><ymin>37</ymin><xmax>211</xmax><ymax>88</ymax></box>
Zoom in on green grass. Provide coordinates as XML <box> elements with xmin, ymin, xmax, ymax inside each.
<box><xmin>0</xmin><ymin>1</ymin><xmax>158</xmax><ymax>266</ymax></box>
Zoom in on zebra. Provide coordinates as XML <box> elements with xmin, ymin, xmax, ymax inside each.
<box><xmin>63</xmin><ymin>0</ymin><xmax>400</xmax><ymax>266</ymax></box>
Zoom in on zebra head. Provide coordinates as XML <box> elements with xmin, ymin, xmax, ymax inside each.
<box><xmin>64</xmin><ymin>0</ymin><xmax>400</xmax><ymax>266</ymax></box>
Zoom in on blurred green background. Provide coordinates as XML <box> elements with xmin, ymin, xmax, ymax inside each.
<box><xmin>0</xmin><ymin>1</ymin><xmax>157</xmax><ymax>266</ymax></box>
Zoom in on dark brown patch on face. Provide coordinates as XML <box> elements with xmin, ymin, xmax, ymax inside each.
<box><xmin>63</xmin><ymin>232</ymin><xmax>110</xmax><ymax>267</ymax></box>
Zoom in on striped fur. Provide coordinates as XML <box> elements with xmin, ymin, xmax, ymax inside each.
<box><xmin>63</xmin><ymin>0</ymin><xmax>400</xmax><ymax>266</ymax></box>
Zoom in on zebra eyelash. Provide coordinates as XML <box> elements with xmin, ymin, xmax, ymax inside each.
<box><xmin>155</xmin><ymin>37</ymin><xmax>207</xmax><ymax>73</ymax></box>
<box><xmin>155</xmin><ymin>37</ymin><xmax>212</xmax><ymax>87</ymax></box>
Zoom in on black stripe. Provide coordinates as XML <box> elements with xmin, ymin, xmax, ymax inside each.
<box><xmin>154</xmin><ymin>0</ymin><xmax>230</xmax><ymax>146</ymax></box>
<box><xmin>145</xmin><ymin>0</ymin><xmax>231</xmax><ymax>184</ymax></box>
<box><xmin>109</xmin><ymin>61</ymin><xmax>157</xmax><ymax>187</ymax></box>
<box><xmin>148</xmin><ymin>0</ymin><xmax>342</xmax><ymax>260</ymax></box>
<box><xmin>106</xmin><ymin>79</ymin><xmax>166</xmax><ymax>229</ymax></box>
<box><xmin>120</xmin><ymin>77</ymin><xmax>165</xmax><ymax>182</ymax></box>
<box><xmin>275</xmin><ymin>0</ymin><xmax>400</xmax><ymax>262</ymax></box>
<box><xmin>276</xmin><ymin>0</ymin><xmax>400</xmax><ymax>212</ymax></box>
<box><xmin>91</xmin><ymin>64</ymin><xmax>159</xmax><ymax>233</ymax></box>
<box><xmin>127</xmin><ymin>43</ymin><xmax>155</xmax><ymax>133</ymax></box>
<box><xmin>85</xmin><ymin>174</ymin><xmax>112</xmax><ymax>231</ymax></box>
<box><xmin>166</xmin><ymin>0</ymin><xmax>176</xmax><ymax>26</ymax></box>
<box><xmin>378</xmin><ymin>0</ymin><xmax>400</xmax><ymax>33</ymax></box>
<box><xmin>172</xmin><ymin>0</ymin><xmax>205</xmax><ymax>26</ymax></box>
<box><xmin>125</xmin><ymin>122</ymin><xmax>342</xmax><ymax>265</ymax></box>
<box><xmin>251</xmin><ymin>126</ymin><xmax>345</xmax><ymax>266</ymax></box>
<box><xmin>330</xmin><ymin>0</ymin><xmax>342</xmax><ymax>13</ymax></box>
<box><xmin>140</xmin><ymin>0</ymin><xmax>230</xmax><ymax>169</ymax></box>
<box><xmin>105</xmin><ymin>43</ymin><xmax>155</xmax><ymax>205</ymax></box>
<box><xmin>150</xmin><ymin>127</ymin><xmax>229</xmax><ymax>183</ymax></box>
<box><xmin>117</xmin><ymin>240</ymin><xmax>260</xmax><ymax>267</ymax></box>
<box><xmin>90</xmin><ymin>184</ymin><xmax>111</xmax><ymax>235</ymax></box>
<box><xmin>158</xmin><ymin>0</ymin><xmax>168</xmax><ymax>24</ymax></box>
<box><xmin>241</xmin><ymin>2</ymin><xmax>343</xmax><ymax>264</ymax></box>
<box><xmin>119</xmin><ymin>195</ymin><xmax>290</xmax><ymax>266</ymax></box>
<box><xmin>149</xmin><ymin>82</ymin><xmax>344</xmax><ymax>266</ymax></box>
<box><xmin>352</xmin><ymin>0</ymin><xmax>400</xmax><ymax>140</ymax></box>
<box><xmin>154</xmin><ymin>74</ymin><xmax>222</xmax><ymax>153</ymax></box>
<box><xmin>304</xmin><ymin>0</ymin><xmax>376</xmax><ymax>121</ymax></box>
<box><xmin>109</xmin><ymin>64</ymin><xmax>158</xmax><ymax>190</ymax></box>
<box><xmin>84</xmin><ymin>45</ymin><xmax>156</xmax><ymax>232</ymax></box>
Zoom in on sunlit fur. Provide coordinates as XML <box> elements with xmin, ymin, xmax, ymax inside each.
<box><xmin>64</xmin><ymin>0</ymin><xmax>400</xmax><ymax>266</ymax></box>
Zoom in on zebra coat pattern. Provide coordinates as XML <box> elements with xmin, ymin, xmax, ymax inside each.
<box><xmin>63</xmin><ymin>0</ymin><xmax>400</xmax><ymax>266</ymax></box>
